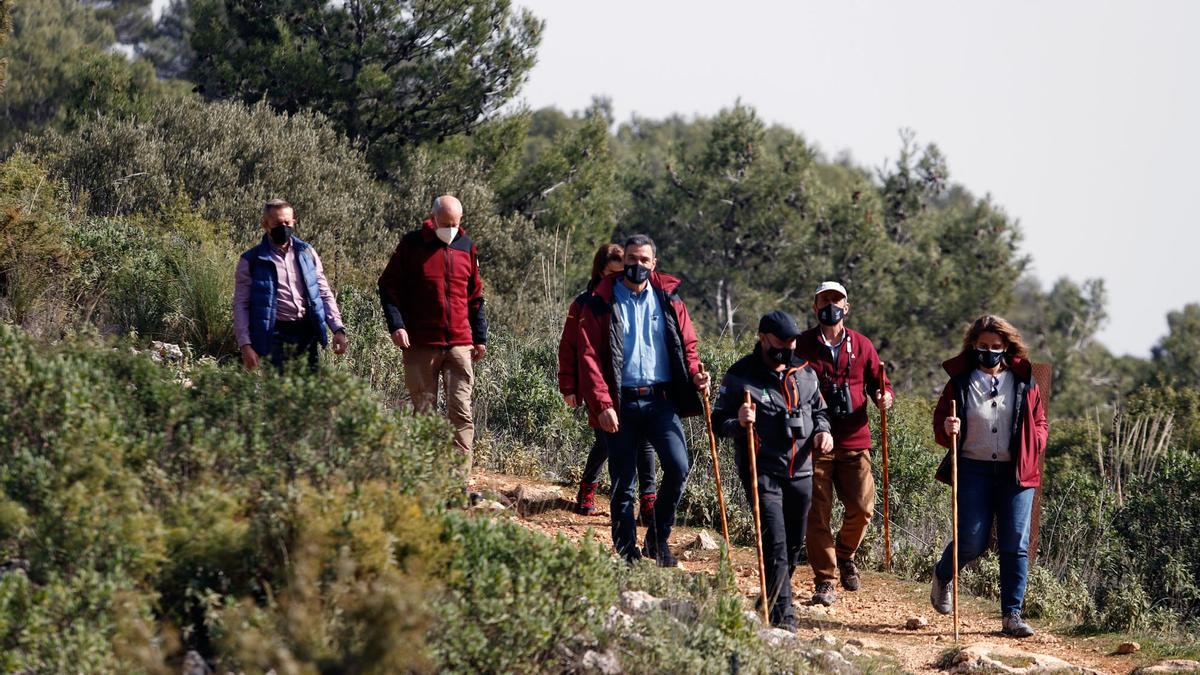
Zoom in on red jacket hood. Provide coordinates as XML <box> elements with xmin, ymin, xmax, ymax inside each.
<box><xmin>591</xmin><ymin>270</ymin><xmax>683</xmax><ymax>302</ymax></box>
<box><xmin>942</xmin><ymin>352</ymin><xmax>1033</xmax><ymax>380</ymax></box>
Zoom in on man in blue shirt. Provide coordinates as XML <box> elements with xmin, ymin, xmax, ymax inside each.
<box><xmin>577</xmin><ymin>234</ymin><xmax>710</xmax><ymax>565</ymax></box>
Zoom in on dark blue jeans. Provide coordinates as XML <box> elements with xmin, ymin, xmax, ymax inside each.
<box><xmin>603</xmin><ymin>396</ymin><xmax>690</xmax><ymax>560</ymax></box>
<box><xmin>935</xmin><ymin>458</ymin><xmax>1035</xmax><ymax>615</ymax></box>
<box><xmin>582</xmin><ymin>430</ymin><xmax>657</xmax><ymax>496</ymax></box>
<box><xmin>270</xmin><ymin>319</ymin><xmax>320</xmax><ymax>372</ymax></box>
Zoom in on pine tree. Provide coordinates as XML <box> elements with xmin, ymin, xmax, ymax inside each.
<box><xmin>188</xmin><ymin>0</ymin><xmax>543</xmax><ymax>174</ymax></box>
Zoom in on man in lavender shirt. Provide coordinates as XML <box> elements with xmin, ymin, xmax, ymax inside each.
<box><xmin>233</xmin><ymin>199</ymin><xmax>348</xmax><ymax>371</ymax></box>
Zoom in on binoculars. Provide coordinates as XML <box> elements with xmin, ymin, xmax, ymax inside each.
<box><xmin>827</xmin><ymin>382</ymin><xmax>855</xmax><ymax>419</ymax></box>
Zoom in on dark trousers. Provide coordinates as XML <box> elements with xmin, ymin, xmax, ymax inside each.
<box><xmin>739</xmin><ymin>466</ymin><xmax>813</xmax><ymax>626</ymax></box>
<box><xmin>582</xmin><ymin>430</ymin><xmax>657</xmax><ymax>496</ymax></box>
<box><xmin>270</xmin><ymin>319</ymin><xmax>320</xmax><ymax>372</ymax></box>
<box><xmin>602</xmin><ymin>396</ymin><xmax>690</xmax><ymax>560</ymax></box>
<box><xmin>935</xmin><ymin>458</ymin><xmax>1034</xmax><ymax>615</ymax></box>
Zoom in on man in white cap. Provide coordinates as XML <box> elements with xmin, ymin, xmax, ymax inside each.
<box><xmin>796</xmin><ymin>281</ymin><xmax>893</xmax><ymax>606</ymax></box>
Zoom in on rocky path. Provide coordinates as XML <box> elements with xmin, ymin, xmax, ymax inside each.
<box><xmin>473</xmin><ymin>471</ymin><xmax>1195</xmax><ymax>675</ymax></box>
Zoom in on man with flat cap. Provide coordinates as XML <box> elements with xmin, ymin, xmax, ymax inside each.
<box><xmin>712</xmin><ymin>310</ymin><xmax>832</xmax><ymax>631</ymax></box>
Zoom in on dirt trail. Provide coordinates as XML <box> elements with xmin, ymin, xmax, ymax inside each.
<box><xmin>474</xmin><ymin>471</ymin><xmax>1147</xmax><ymax>674</ymax></box>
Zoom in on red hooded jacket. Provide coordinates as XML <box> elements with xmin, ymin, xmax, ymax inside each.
<box><xmin>378</xmin><ymin>220</ymin><xmax>487</xmax><ymax>348</ymax></box>
<box><xmin>556</xmin><ymin>290</ymin><xmax>589</xmax><ymax>398</ymax></box>
<box><xmin>795</xmin><ymin>327</ymin><xmax>892</xmax><ymax>451</ymax></box>
<box><xmin>932</xmin><ymin>353</ymin><xmax>1049</xmax><ymax>487</ymax></box>
<box><xmin>576</xmin><ymin>272</ymin><xmax>703</xmax><ymax>428</ymax></box>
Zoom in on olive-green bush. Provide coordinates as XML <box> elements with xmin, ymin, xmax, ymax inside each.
<box><xmin>0</xmin><ymin>325</ymin><xmax>460</xmax><ymax>668</ymax></box>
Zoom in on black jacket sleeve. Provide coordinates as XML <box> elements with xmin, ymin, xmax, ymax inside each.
<box><xmin>378</xmin><ymin>239</ymin><xmax>408</xmax><ymax>333</ymax></box>
<box><xmin>467</xmin><ymin>246</ymin><xmax>487</xmax><ymax>344</ymax></box>
<box><xmin>712</xmin><ymin>371</ymin><xmax>746</xmax><ymax>440</ymax></box>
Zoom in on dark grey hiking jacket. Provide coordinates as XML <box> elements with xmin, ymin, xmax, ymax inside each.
<box><xmin>712</xmin><ymin>348</ymin><xmax>830</xmax><ymax>479</ymax></box>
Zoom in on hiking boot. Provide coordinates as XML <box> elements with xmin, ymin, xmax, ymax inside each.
<box><xmin>773</xmin><ymin>617</ymin><xmax>797</xmax><ymax>633</ymax></box>
<box><xmin>641</xmin><ymin>533</ymin><xmax>657</xmax><ymax>560</ymax></box>
<box><xmin>655</xmin><ymin>547</ymin><xmax>679</xmax><ymax>568</ymax></box>
<box><xmin>930</xmin><ymin>568</ymin><xmax>952</xmax><ymax>615</ymax></box>
<box><xmin>811</xmin><ymin>581</ymin><xmax>837</xmax><ymax>606</ymax></box>
<box><xmin>838</xmin><ymin>558</ymin><xmax>861</xmax><ymax>591</ymax></box>
<box><xmin>1002</xmin><ymin>610</ymin><xmax>1035</xmax><ymax>638</ymax></box>
<box><xmin>637</xmin><ymin>492</ymin><xmax>657</xmax><ymax>527</ymax></box>
<box><xmin>620</xmin><ymin>547</ymin><xmax>643</xmax><ymax>565</ymax></box>
<box><xmin>575</xmin><ymin>481</ymin><xmax>599</xmax><ymax>515</ymax></box>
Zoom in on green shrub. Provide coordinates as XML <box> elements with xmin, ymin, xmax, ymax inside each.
<box><xmin>162</xmin><ymin>239</ymin><xmax>236</xmax><ymax>357</ymax></box>
<box><xmin>474</xmin><ymin>334</ymin><xmax>590</xmax><ymax>479</ymax></box>
<box><xmin>0</xmin><ymin>324</ymin><xmax>464</xmax><ymax>665</ymax></box>
<box><xmin>0</xmin><ymin>153</ymin><xmax>77</xmax><ymax>329</ymax></box>
<box><xmin>433</xmin><ymin>514</ymin><xmax>618</xmax><ymax>673</ymax></box>
<box><xmin>208</xmin><ymin>481</ymin><xmax>450</xmax><ymax>674</ymax></box>
<box><xmin>33</xmin><ymin>98</ymin><xmax>393</xmax><ymax>287</ymax></box>
<box><xmin>0</xmin><ymin>568</ymin><xmax>164</xmax><ymax>673</ymax></box>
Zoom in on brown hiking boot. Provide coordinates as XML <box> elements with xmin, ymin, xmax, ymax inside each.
<box><xmin>811</xmin><ymin>581</ymin><xmax>836</xmax><ymax>606</ymax></box>
<box><xmin>838</xmin><ymin>558</ymin><xmax>861</xmax><ymax>591</ymax></box>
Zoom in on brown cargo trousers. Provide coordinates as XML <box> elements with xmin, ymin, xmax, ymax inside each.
<box><xmin>403</xmin><ymin>345</ymin><xmax>475</xmax><ymax>476</ymax></box>
<box><xmin>806</xmin><ymin>447</ymin><xmax>875</xmax><ymax>585</ymax></box>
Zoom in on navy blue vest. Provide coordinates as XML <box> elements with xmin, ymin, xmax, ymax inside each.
<box><xmin>241</xmin><ymin>235</ymin><xmax>329</xmax><ymax>357</ymax></box>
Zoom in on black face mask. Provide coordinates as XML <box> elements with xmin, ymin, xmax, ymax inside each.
<box><xmin>765</xmin><ymin>344</ymin><xmax>794</xmax><ymax>366</ymax></box>
<box><xmin>976</xmin><ymin>348</ymin><xmax>1005</xmax><ymax>369</ymax></box>
<box><xmin>270</xmin><ymin>224</ymin><xmax>294</xmax><ymax>245</ymax></box>
<box><xmin>623</xmin><ymin>263</ymin><xmax>651</xmax><ymax>285</ymax></box>
<box><xmin>817</xmin><ymin>304</ymin><xmax>845</xmax><ymax>327</ymax></box>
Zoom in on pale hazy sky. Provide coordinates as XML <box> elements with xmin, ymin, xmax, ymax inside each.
<box><xmin>513</xmin><ymin>0</ymin><xmax>1199</xmax><ymax>357</ymax></box>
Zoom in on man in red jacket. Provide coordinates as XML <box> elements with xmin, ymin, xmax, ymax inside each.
<box><xmin>378</xmin><ymin>195</ymin><xmax>487</xmax><ymax>478</ymax></box>
<box><xmin>796</xmin><ymin>281</ymin><xmax>893</xmax><ymax>606</ymax></box>
<box><xmin>576</xmin><ymin>234</ymin><xmax>709</xmax><ymax>565</ymax></box>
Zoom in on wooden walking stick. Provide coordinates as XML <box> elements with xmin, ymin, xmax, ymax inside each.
<box><xmin>699</xmin><ymin>364</ymin><xmax>732</xmax><ymax>556</ymax></box>
<box><xmin>745</xmin><ymin>390</ymin><xmax>769</xmax><ymax>626</ymax></box>
<box><xmin>950</xmin><ymin>399</ymin><xmax>960</xmax><ymax>643</ymax></box>
<box><xmin>878</xmin><ymin>363</ymin><xmax>891</xmax><ymax>572</ymax></box>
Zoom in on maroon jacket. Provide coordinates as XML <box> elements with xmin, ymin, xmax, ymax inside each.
<box><xmin>576</xmin><ymin>272</ymin><xmax>703</xmax><ymax>429</ymax></box>
<box><xmin>796</xmin><ymin>327</ymin><xmax>891</xmax><ymax>451</ymax></box>
<box><xmin>378</xmin><ymin>220</ymin><xmax>487</xmax><ymax>348</ymax></box>
<box><xmin>556</xmin><ymin>290</ymin><xmax>589</xmax><ymax>398</ymax></box>
<box><xmin>932</xmin><ymin>354</ymin><xmax>1049</xmax><ymax>488</ymax></box>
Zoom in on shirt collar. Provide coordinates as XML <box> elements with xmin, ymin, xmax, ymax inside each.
<box><xmin>819</xmin><ymin>329</ymin><xmax>847</xmax><ymax>349</ymax></box>
<box><xmin>615</xmin><ymin>280</ymin><xmax>649</xmax><ymax>300</ymax></box>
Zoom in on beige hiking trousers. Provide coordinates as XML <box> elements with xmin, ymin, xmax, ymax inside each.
<box><xmin>403</xmin><ymin>345</ymin><xmax>475</xmax><ymax>475</ymax></box>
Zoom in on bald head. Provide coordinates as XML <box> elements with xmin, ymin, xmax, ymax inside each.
<box><xmin>432</xmin><ymin>195</ymin><xmax>463</xmax><ymax>227</ymax></box>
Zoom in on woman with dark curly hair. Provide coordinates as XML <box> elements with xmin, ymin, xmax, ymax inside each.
<box><xmin>930</xmin><ymin>315</ymin><xmax>1048</xmax><ymax>638</ymax></box>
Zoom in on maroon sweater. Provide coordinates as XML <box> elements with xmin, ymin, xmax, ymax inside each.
<box><xmin>377</xmin><ymin>220</ymin><xmax>487</xmax><ymax>348</ymax></box>
<box><xmin>795</xmin><ymin>326</ymin><xmax>891</xmax><ymax>451</ymax></box>
<box><xmin>932</xmin><ymin>354</ymin><xmax>1048</xmax><ymax>487</ymax></box>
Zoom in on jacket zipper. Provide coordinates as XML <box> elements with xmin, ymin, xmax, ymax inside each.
<box><xmin>782</xmin><ymin>367</ymin><xmax>801</xmax><ymax>477</ymax></box>
<box><xmin>443</xmin><ymin>246</ymin><xmax>452</xmax><ymax>345</ymax></box>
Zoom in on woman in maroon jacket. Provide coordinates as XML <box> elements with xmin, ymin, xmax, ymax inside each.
<box><xmin>930</xmin><ymin>315</ymin><xmax>1048</xmax><ymax>638</ymax></box>
<box><xmin>558</xmin><ymin>244</ymin><xmax>657</xmax><ymax>517</ymax></box>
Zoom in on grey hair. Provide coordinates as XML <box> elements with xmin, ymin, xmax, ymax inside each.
<box><xmin>623</xmin><ymin>234</ymin><xmax>656</xmax><ymax>256</ymax></box>
<box><xmin>263</xmin><ymin>198</ymin><xmax>292</xmax><ymax>215</ymax></box>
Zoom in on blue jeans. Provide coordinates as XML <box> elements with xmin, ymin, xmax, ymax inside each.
<box><xmin>603</xmin><ymin>396</ymin><xmax>690</xmax><ymax>559</ymax></box>
<box><xmin>935</xmin><ymin>458</ymin><xmax>1035</xmax><ymax>615</ymax></box>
